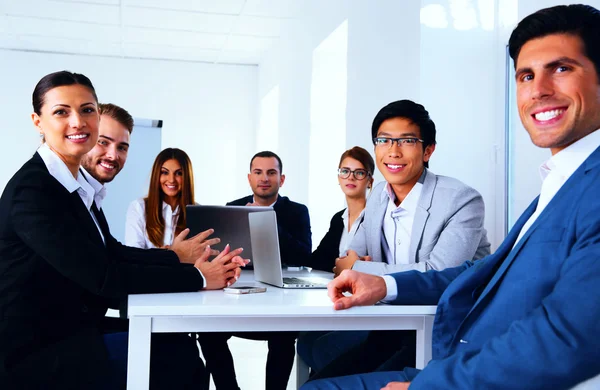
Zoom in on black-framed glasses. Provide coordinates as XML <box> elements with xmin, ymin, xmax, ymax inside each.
<box><xmin>338</xmin><ymin>168</ymin><xmax>370</xmax><ymax>180</ymax></box>
<box><xmin>373</xmin><ymin>137</ymin><xmax>424</xmax><ymax>148</ymax></box>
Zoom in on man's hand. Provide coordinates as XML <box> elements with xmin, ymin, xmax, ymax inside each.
<box><xmin>333</xmin><ymin>250</ymin><xmax>371</xmax><ymax>276</ymax></box>
<box><xmin>171</xmin><ymin>228</ymin><xmax>220</xmax><ymax>264</ymax></box>
<box><xmin>195</xmin><ymin>244</ymin><xmax>250</xmax><ymax>290</ymax></box>
<box><xmin>381</xmin><ymin>382</ymin><xmax>411</xmax><ymax>390</ymax></box>
<box><xmin>246</xmin><ymin>201</ymin><xmax>261</xmax><ymax>207</ymax></box>
<box><xmin>327</xmin><ymin>269</ymin><xmax>387</xmax><ymax>310</ymax></box>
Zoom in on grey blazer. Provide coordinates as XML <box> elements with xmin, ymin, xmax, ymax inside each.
<box><xmin>350</xmin><ymin>169</ymin><xmax>490</xmax><ymax>275</ymax></box>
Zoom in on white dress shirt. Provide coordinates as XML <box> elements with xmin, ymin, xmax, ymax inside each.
<box><xmin>339</xmin><ymin>208</ymin><xmax>366</xmax><ymax>257</ymax></box>
<box><xmin>125</xmin><ymin>198</ymin><xmax>180</xmax><ymax>249</ymax></box>
<box><xmin>37</xmin><ymin>144</ymin><xmax>105</xmax><ymax>244</ymax></box>
<box><xmin>381</xmin><ymin>181</ymin><xmax>423</xmax><ymax>265</ymax></box>
<box><xmin>383</xmin><ymin>128</ymin><xmax>600</xmax><ymax>301</ymax></box>
<box><xmin>515</xmin><ymin>128</ymin><xmax>600</xmax><ymax>244</ymax></box>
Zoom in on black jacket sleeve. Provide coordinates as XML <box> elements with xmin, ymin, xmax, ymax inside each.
<box><xmin>10</xmin><ymin>169</ymin><xmax>204</xmax><ymax>300</ymax></box>
<box><xmin>305</xmin><ymin>209</ymin><xmax>344</xmax><ymax>271</ymax></box>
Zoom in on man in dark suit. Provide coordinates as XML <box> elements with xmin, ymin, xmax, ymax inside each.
<box><xmin>301</xmin><ymin>4</ymin><xmax>600</xmax><ymax>390</ymax></box>
<box><xmin>199</xmin><ymin>151</ymin><xmax>311</xmax><ymax>390</ymax></box>
<box><xmin>228</xmin><ymin>150</ymin><xmax>312</xmax><ymax>267</ymax></box>
<box><xmin>80</xmin><ymin>103</ymin><xmax>220</xmax><ymax>388</ymax></box>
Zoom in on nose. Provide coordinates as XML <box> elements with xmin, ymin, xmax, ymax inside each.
<box><xmin>105</xmin><ymin>145</ymin><xmax>118</xmax><ymax>160</ymax></box>
<box><xmin>531</xmin><ymin>73</ymin><xmax>554</xmax><ymax>100</ymax></box>
<box><xmin>387</xmin><ymin>141</ymin><xmax>403</xmax><ymax>158</ymax></box>
<box><xmin>69</xmin><ymin>112</ymin><xmax>84</xmax><ymax>129</ymax></box>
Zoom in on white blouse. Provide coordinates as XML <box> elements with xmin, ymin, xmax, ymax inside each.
<box><xmin>125</xmin><ymin>198</ymin><xmax>180</xmax><ymax>249</ymax></box>
<box><xmin>339</xmin><ymin>208</ymin><xmax>366</xmax><ymax>257</ymax></box>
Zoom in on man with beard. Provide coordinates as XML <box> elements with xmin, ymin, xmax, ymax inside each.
<box><xmin>80</xmin><ymin>103</ymin><xmax>219</xmax><ymax>389</ymax></box>
<box><xmin>198</xmin><ymin>151</ymin><xmax>311</xmax><ymax>390</ymax></box>
<box><xmin>81</xmin><ymin>103</ymin><xmax>132</xmax><ymax>184</ymax></box>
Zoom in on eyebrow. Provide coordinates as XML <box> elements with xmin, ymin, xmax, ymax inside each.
<box><xmin>51</xmin><ymin>102</ymin><xmax>95</xmax><ymax>109</ymax></box>
<box><xmin>99</xmin><ymin>135</ymin><xmax>129</xmax><ymax>147</ymax></box>
<box><xmin>376</xmin><ymin>132</ymin><xmax>420</xmax><ymax>137</ymax></box>
<box><xmin>515</xmin><ymin>56</ymin><xmax>583</xmax><ymax>80</ymax></box>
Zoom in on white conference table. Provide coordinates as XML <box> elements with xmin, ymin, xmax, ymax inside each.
<box><xmin>126</xmin><ymin>270</ymin><xmax>437</xmax><ymax>389</ymax></box>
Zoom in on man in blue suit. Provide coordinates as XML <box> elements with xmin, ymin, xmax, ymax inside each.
<box><xmin>302</xmin><ymin>4</ymin><xmax>600</xmax><ymax>390</ymax></box>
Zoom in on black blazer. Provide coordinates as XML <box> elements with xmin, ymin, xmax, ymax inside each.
<box><xmin>227</xmin><ymin>195</ymin><xmax>311</xmax><ymax>267</ymax></box>
<box><xmin>305</xmin><ymin>209</ymin><xmax>345</xmax><ymax>272</ymax></box>
<box><xmin>0</xmin><ymin>153</ymin><xmax>204</xmax><ymax>388</ymax></box>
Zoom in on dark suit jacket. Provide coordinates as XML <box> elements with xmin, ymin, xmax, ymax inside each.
<box><xmin>306</xmin><ymin>209</ymin><xmax>345</xmax><ymax>272</ymax></box>
<box><xmin>227</xmin><ymin>195</ymin><xmax>311</xmax><ymax>266</ymax></box>
<box><xmin>0</xmin><ymin>153</ymin><xmax>204</xmax><ymax>388</ymax></box>
<box><xmin>390</xmin><ymin>145</ymin><xmax>600</xmax><ymax>389</ymax></box>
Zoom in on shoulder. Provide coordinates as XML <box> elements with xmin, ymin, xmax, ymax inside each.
<box><xmin>428</xmin><ymin>171</ymin><xmax>482</xmax><ymax>200</ymax></box>
<box><xmin>227</xmin><ymin>195</ymin><xmax>252</xmax><ymax>206</ymax></box>
<box><xmin>128</xmin><ymin>198</ymin><xmax>146</xmax><ymax>213</ymax></box>
<box><xmin>277</xmin><ymin>196</ymin><xmax>308</xmax><ymax>213</ymax></box>
<box><xmin>3</xmin><ymin>155</ymin><xmax>60</xmax><ymax>198</ymax></box>
<box><xmin>333</xmin><ymin>209</ymin><xmax>345</xmax><ymax>219</ymax></box>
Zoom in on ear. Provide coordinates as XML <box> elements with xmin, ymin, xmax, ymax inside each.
<box><xmin>247</xmin><ymin>172</ymin><xmax>252</xmax><ymax>185</ymax></box>
<box><xmin>31</xmin><ymin>112</ymin><xmax>42</xmax><ymax>131</ymax></box>
<box><xmin>279</xmin><ymin>174</ymin><xmax>286</xmax><ymax>187</ymax></box>
<box><xmin>423</xmin><ymin>143</ymin><xmax>436</xmax><ymax>163</ymax></box>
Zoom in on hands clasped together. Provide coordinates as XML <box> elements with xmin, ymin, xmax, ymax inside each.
<box><xmin>170</xmin><ymin>228</ymin><xmax>250</xmax><ymax>290</ymax></box>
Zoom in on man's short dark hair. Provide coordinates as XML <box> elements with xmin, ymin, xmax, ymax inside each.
<box><xmin>508</xmin><ymin>4</ymin><xmax>600</xmax><ymax>79</ymax></box>
<box><xmin>250</xmin><ymin>151</ymin><xmax>283</xmax><ymax>173</ymax></box>
<box><xmin>371</xmin><ymin>100</ymin><xmax>436</xmax><ymax>168</ymax></box>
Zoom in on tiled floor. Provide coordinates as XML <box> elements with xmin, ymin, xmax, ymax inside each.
<box><xmin>204</xmin><ymin>337</ymin><xmax>298</xmax><ymax>390</ymax></box>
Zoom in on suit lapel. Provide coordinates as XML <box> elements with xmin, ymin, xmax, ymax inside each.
<box><xmin>373</xmin><ymin>185</ymin><xmax>389</xmax><ymax>263</ymax></box>
<box><xmin>472</xmin><ymin>149</ymin><xmax>600</xmax><ymax>309</ymax></box>
<box><xmin>409</xmin><ymin>171</ymin><xmax>436</xmax><ymax>263</ymax></box>
<box><xmin>69</xmin><ymin>193</ymin><xmax>106</xmax><ymax>248</ymax></box>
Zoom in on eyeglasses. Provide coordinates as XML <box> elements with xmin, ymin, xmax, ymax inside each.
<box><xmin>338</xmin><ymin>168</ymin><xmax>370</xmax><ymax>180</ymax></box>
<box><xmin>373</xmin><ymin>137</ymin><xmax>424</xmax><ymax>148</ymax></box>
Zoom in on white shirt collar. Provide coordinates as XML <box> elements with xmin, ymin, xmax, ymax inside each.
<box><xmin>80</xmin><ymin>168</ymin><xmax>108</xmax><ymax>210</ymax></box>
<box><xmin>37</xmin><ymin>143</ymin><xmax>96</xmax><ymax>210</ymax></box>
<box><xmin>539</xmin><ymin>129</ymin><xmax>600</xmax><ymax>181</ymax></box>
<box><xmin>252</xmin><ymin>196</ymin><xmax>277</xmax><ymax>208</ymax></box>
<box><xmin>162</xmin><ymin>201</ymin><xmax>180</xmax><ymax>215</ymax></box>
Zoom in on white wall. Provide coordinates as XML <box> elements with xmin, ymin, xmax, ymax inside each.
<box><xmin>257</xmin><ymin>0</ymin><xmax>600</xmax><ymax>251</ymax></box>
<box><xmin>0</xmin><ymin>50</ymin><xmax>258</xmax><ymax>206</ymax></box>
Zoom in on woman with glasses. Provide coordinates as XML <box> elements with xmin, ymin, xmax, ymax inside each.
<box><xmin>297</xmin><ymin>146</ymin><xmax>374</xmax><ymax>376</ymax></box>
<box><xmin>306</xmin><ymin>146</ymin><xmax>374</xmax><ymax>272</ymax></box>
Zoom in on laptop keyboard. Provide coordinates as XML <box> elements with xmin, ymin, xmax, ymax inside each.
<box><xmin>283</xmin><ymin>277</ymin><xmax>330</xmax><ymax>287</ymax></box>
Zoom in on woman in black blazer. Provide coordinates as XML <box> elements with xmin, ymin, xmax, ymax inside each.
<box><xmin>297</xmin><ymin>147</ymin><xmax>374</xmax><ymax>373</ymax></box>
<box><xmin>307</xmin><ymin>146</ymin><xmax>375</xmax><ymax>272</ymax></box>
<box><xmin>0</xmin><ymin>71</ymin><xmax>245</xmax><ymax>389</ymax></box>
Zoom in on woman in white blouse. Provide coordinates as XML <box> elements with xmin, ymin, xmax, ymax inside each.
<box><xmin>297</xmin><ymin>146</ymin><xmax>375</xmax><ymax>375</ymax></box>
<box><xmin>305</xmin><ymin>146</ymin><xmax>375</xmax><ymax>271</ymax></box>
<box><xmin>125</xmin><ymin>148</ymin><xmax>196</xmax><ymax>249</ymax></box>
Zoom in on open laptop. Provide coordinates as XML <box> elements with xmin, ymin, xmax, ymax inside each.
<box><xmin>249</xmin><ymin>210</ymin><xmax>331</xmax><ymax>289</ymax></box>
<box><xmin>186</xmin><ymin>205</ymin><xmax>272</xmax><ymax>258</ymax></box>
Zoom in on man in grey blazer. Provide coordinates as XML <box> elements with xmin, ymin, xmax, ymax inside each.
<box><xmin>304</xmin><ymin>100</ymin><xmax>491</xmax><ymax>381</ymax></box>
<box><xmin>335</xmin><ymin>100</ymin><xmax>490</xmax><ymax>276</ymax></box>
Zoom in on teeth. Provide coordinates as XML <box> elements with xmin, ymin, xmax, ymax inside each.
<box><xmin>100</xmin><ymin>162</ymin><xmax>115</xmax><ymax>170</ymax></box>
<box><xmin>534</xmin><ymin>109</ymin><xmax>564</xmax><ymax>121</ymax></box>
<box><xmin>387</xmin><ymin>164</ymin><xmax>402</xmax><ymax>169</ymax></box>
<box><xmin>67</xmin><ymin>134</ymin><xmax>87</xmax><ymax>139</ymax></box>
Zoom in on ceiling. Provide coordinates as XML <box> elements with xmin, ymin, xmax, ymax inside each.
<box><xmin>0</xmin><ymin>0</ymin><xmax>299</xmax><ymax>65</ymax></box>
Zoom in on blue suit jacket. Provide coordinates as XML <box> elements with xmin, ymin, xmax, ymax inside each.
<box><xmin>390</xmin><ymin>146</ymin><xmax>600</xmax><ymax>389</ymax></box>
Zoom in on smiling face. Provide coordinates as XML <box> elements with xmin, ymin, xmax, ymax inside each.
<box><xmin>80</xmin><ymin>114</ymin><xmax>130</xmax><ymax>184</ymax></box>
<box><xmin>247</xmin><ymin>157</ymin><xmax>285</xmax><ymax>203</ymax></box>
<box><xmin>516</xmin><ymin>33</ymin><xmax>600</xmax><ymax>155</ymax></box>
<box><xmin>31</xmin><ymin>84</ymin><xmax>99</xmax><ymax>172</ymax></box>
<box><xmin>374</xmin><ymin>117</ymin><xmax>435</xmax><ymax>202</ymax></box>
<box><xmin>338</xmin><ymin>157</ymin><xmax>371</xmax><ymax>199</ymax></box>
<box><xmin>160</xmin><ymin>158</ymin><xmax>183</xmax><ymax>203</ymax></box>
